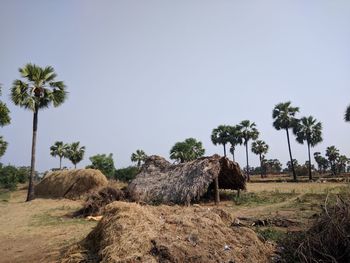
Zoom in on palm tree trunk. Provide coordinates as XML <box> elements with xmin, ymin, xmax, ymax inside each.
<box><xmin>286</xmin><ymin>128</ymin><xmax>297</xmax><ymax>181</ymax></box>
<box><xmin>223</xmin><ymin>144</ymin><xmax>226</xmax><ymax>157</ymax></box>
<box><xmin>59</xmin><ymin>156</ymin><xmax>62</xmax><ymax>169</ymax></box>
<box><xmin>259</xmin><ymin>154</ymin><xmax>263</xmax><ymax>178</ymax></box>
<box><xmin>232</xmin><ymin>149</ymin><xmax>235</xmax><ymax>162</ymax></box>
<box><xmin>245</xmin><ymin>142</ymin><xmax>250</xmax><ymax>182</ymax></box>
<box><xmin>74</xmin><ymin>163</ymin><xmax>77</xmax><ymax>169</ymax></box>
<box><xmin>214</xmin><ymin>177</ymin><xmax>220</xmax><ymax>205</ymax></box>
<box><xmin>26</xmin><ymin>108</ymin><xmax>38</xmax><ymax>202</ymax></box>
<box><xmin>307</xmin><ymin>142</ymin><xmax>312</xmax><ymax>181</ymax></box>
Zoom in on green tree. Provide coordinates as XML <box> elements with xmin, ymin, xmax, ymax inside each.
<box><xmin>11</xmin><ymin>64</ymin><xmax>67</xmax><ymax>201</ymax></box>
<box><xmin>345</xmin><ymin>105</ymin><xmax>350</xmax><ymax>122</ymax></box>
<box><xmin>211</xmin><ymin>125</ymin><xmax>231</xmax><ymax>157</ymax></box>
<box><xmin>238</xmin><ymin>120</ymin><xmax>259</xmax><ymax>181</ymax></box>
<box><xmin>286</xmin><ymin>159</ymin><xmax>299</xmax><ymax>172</ymax></box>
<box><xmin>293</xmin><ymin>116</ymin><xmax>323</xmax><ymax>180</ymax></box>
<box><xmin>337</xmin><ymin>155</ymin><xmax>348</xmax><ymax>174</ymax></box>
<box><xmin>50</xmin><ymin>141</ymin><xmax>69</xmax><ymax>169</ymax></box>
<box><xmin>251</xmin><ymin>140</ymin><xmax>269</xmax><ymax>178</ymax></box>
<box><xmin>314</xmin><ymin>152</ymin><xmax>329</xmax><ymax>173</ymax></box>
<box><xmin>0</xmin><ymin>136</ymin><xmax>8</xmax><ymax>158</ymax></box>
<box><xmin>272</xmin><ymin>102</ymin><xmax>299</xmax><ymax>181</ymax></box>
<box><xmin>170</xmin><ymin>138</ymin><xmax>205</xmax><ymax>163</ymax></box>
<box><xmin>326</xmin><ymin>146</ymin><xmax>340</xmax><ymax>175</ymax></box>
<box><xmin>131</xmin><ymin>149</ymin><xmax>148</xmax><ymax>168</ymax></box>
<box><xmin>67</xmin><ymin>142</ymin><xmax>85</xmax><ymax>168</ymax></box>
<box><xmin>86</xmin><ymin>153</ymin><xmax>115</xmax><ymax>178</ymax></box>
<box><xmin>228</xmin><ymin>125</ymin><xmax>242</xmax><ymax>162</ymax></box>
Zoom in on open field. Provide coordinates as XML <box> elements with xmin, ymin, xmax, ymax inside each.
<box><xmin>0</xmin><ymin>181</ymin><xmax>348</xmax><ymax>262</ymax></box>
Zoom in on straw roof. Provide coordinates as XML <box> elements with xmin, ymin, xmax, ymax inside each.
<box><xmin>127</xmin><ymin>154</ymin><xmax>245</xmax><ymax>204</ymax></box>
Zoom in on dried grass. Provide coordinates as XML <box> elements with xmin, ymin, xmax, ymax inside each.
<box><xmin>127</xmin><ymin>155</ymin><xmax>246</xmax><ymax>204</ymax></box>
<box><xmin>35</xmin><ymin>169</ymin><xmax>108</xmax><ymax>200</ymax></box>
<box><xmin>60</xmin><ymin>201</ymin><xmax>273</xmax><ymax>263</ymax></box>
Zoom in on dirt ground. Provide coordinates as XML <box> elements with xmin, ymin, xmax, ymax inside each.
<box><xmin>0</xmin><ymin>181</ymin><xmax>348</xmax><ymax>263</ymax></box>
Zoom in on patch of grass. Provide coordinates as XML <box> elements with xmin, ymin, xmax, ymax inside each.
<box><xmin>0</xmin><ymin>189</ymin><xmax>11</xmax><ymax>202</ymax></box>
<box><xmin>256</xmin><ymin>227</ymin><xmax>286</xmax><ymax>242</ymax></box>
<box><xmin>31</xmin><ymin>212</ymin><xmax>95</xmax><ymax>227</ymax></box>
<box><xmin>232</xmin><ymin>190</ymin><xmax>298</xmax><ymax>206</ymax></box>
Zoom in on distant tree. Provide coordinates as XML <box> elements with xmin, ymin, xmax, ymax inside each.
<box><xmin>239</xmin><ymin>120</ymin><xmax>259</xmax><ymax>181</ymax></box>
<box><xmin>170</xmin><ymin>138</ymin><xmax>205</xmax><ymax>163</ymax></box>
<box><xmin>86</xmin><ymin>153</ymin><xmax>115</xmax><ymax>178</ymax></box>
<box><xmin>287</xmin><ymin>159</ymin><xmax>299</xmax><ymax>172</ymax></box>
<box><xmin>293</xmin><ymin>116</ymin><xmax>323</xmax><ymax>180</ymax></box>
<box><xmin>251</xmin><ymin>140</ymin><xmax>269</xmax><ymax>178</ymax></box>
<box><xmin>228</xmin><ymin>125</ymin><xmax>242</xmax><ymax>162</ymax></box>
<box><xmin>265</xmin><ymin>159</ymin><xmax>282</xmax><ymax>174</ymax></box>
<box><xmin>326</xmin><ymin>146</ymin><xmax>340</xmax><ymax>175</ymax></box>
<box><xmin>272</xmin><ymin>102</ymin><xmax>299</xmax><ymax>181</ymax></box>
<box><xmin>11</xmin><ymin>64</ymin><xmax>67</xmax><ymax>201</ymax></box>
<box><xmin>337</xmin><ymin>155</ymin><xmax>349</xmax><ymax>174</ymax></box>
<box><xmin>0</xmin><ymin>136</ymin><xmax>8</xmax><ymax>158</ymax></box>
<box><xmin>131</xmin><ymin>149</ymin><xmax>148</xmax><ymax>168</ymax></box>
<box><xmin>67</xmin><ymin>142</ymin><xmax>85</xmax><ymax>168</ymax></box>
<box><xmin>314</xmin><ymin>152</ymin><xmax>329</xmax><ymax>173</ymax></box>
<box><xmin>115</xmin><ymin>166</ymin><xmax>139</xmax><ymax>182</ymax></box>
<box><xmin>345</xmin><ymin>105</ymin><xmax>350</xmax><ymax>122</ymax></box>
<box><xmin>50</xmin><ymin>141</ymin><xmax>69</xmax><ymax>169</ymax></box>
<box><xmin>211</xmin><ymin>125</ymin><xmax>231</xmax><ymax>157</ymax></box>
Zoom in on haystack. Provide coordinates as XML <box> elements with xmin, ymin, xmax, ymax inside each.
<box><xmin>127</xmin><ymin>155</ymin><xmax>245</xmax><ymax>204</ymax></box>
<box><xmin>35</xmin><ymin>169</ymin><xmax>108</xmax><ymax>199</ymax></box>
<box><xmin>61</xmin><ymin>202</ymin><xmax>273</xmax><ymax>263</ymax></box>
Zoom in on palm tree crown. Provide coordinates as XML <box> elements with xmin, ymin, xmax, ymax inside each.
<box><xmin>67</xmin><ymin>142</ymin><xmax>85</xmax><ymax>168</ymax></box>
<box><xmin>170</xmin><ymin>138</ymin><xmax>205</xmax><ymax>163</ymax></box>
<box><xmin>294</xmin><ymin>116</ymin><xmax>323</xmax><ymax>146</ymax></box>
<box><xmin>50</xmin><ymin>141</ymin><xmax>69</xmax><ymax>169</ymax></box>
<box><xmin>0</xmin><ymin>136</ymin><xmax>8</xmax><ymax>158</ymax></box>
<box><xmin>251</xmin><ymin>140</ymin><xmax>269</xmax><ymax>157</ymax></box>
<box><xmin>211</xmin><ymin>125</ymin><xmax>231</xmax><ymax>157</ymax></box>
<box><xmin>131</xmin><ymin>149</ymin><xmax>148</xmax><ymax>168</ymax></box>
<box><xmin>272</xmin><ymin>102</ymin><xmax>299</xmax><ymax>130</ymax></box>
<box><xmin>345</xmin><ymin>105</ymin><xmax>350</xmax><ymax>122</ymax></box>
<box><xmin>0</xmin><ymin>86</ymin><xmax>11</xmax><ymax>127</ymax></box>
<box><xmin>239</xmin><ymin>120</ymin><xmax>259</xmax><ymax>144</ymax></box>
<box><xmin>228</xmin><ymin>125</ymin><xmax>242</xmax><ymax>161</ymax></box>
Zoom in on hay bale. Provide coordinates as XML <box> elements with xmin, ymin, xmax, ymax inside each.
<box><xmin>73</xmin><ymin>187</ymin><xmax>125</xmax><ymax>217</ymax></box>
<box><xmin>35</xmin><ymin>169</ymin><xmax>108</xmax><ymax>199</ymax></box>
<box><xmin>60</xmin><ymin>202</ymin><xmax>273</xmax><ymax>263</ymax></box>
<box><xmin>127</xmin><ymin>155</ymin><xmax>246</xmax><ymax>204</ymax></box>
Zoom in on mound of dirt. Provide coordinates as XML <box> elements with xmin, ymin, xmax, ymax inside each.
<box><xmin>35</xmin><ymin>169</ymin><xmax>108</xmax><ymax>200</ymax></box>
<box><xmin>73</xmin><ymin>187</ymin><xmax>125</xmax><ymax>217</ymax></box>
<box><xmin>61</xmin><ymin>202</ymin><xmax>273</xmax><ymax>263</ymax></box>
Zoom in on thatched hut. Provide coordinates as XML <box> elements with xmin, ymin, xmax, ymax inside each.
<box><xmin>35</xmin><ymin>169</ymin><xmax>108</xmax><ymax>199</ymax></box>
<box><xmin>127</xmin><ymin>154</ymin><xmax>245</xmax><ymax>204</ymax></box>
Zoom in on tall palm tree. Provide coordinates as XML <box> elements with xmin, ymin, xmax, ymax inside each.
<box><xmin>238</xmin><ymin>120</ymin><xmax>259</xmax><ymax>181</ymax></box>
<box><xmin>50</xmin><ymin>141</ymin><xmax>69</xmax><ymax>169</ymax></box>
<box><xmin>293</xmin><ymin>116</ymin><xmax>323</xmax><ymax>180</ymax></box>
<box><xmin>251</xmin><ymin>140</ymin><xmax>269</xmax><ymax>178</ymax></box>
<box><xmin>211</xmin><ymin>125</ymin><xmax>231</xmax><ymax>157</ymax></box>
<box><xmin>228</xmin><ymin>125</ymin><xmax>242</xmax><ymax>162</ymax></box>
<box><xmin>272</xmin><ymin>102</ymin><xmax>299</xmax><ymax>181</ymax></box>
<box><xmin>170</xmin><ymin>138</ymin><xmax>205</xmax><ymax>163</ymax></box>
<box><xmin>11</xmin><ymin>64</ymin><xmax>67</xmax><ymax>201</ymax></box>
<box><xmin>131</xmin><ymin>149</ymin><xmax>148</xmax><ymax>168</ymax></box>
<box><xmin>326</xmin><ymin>146</ymin><xmax>340</xmax><ymax>175</ymax></box>
<box><xmin>0</xmin><ymin>136</ymin><xmax>8</xmax><ymax>158</ymax></box>
<box><xmin>345</xmin><ymin>105</ymin><xmax>350</xmax><ymax>122</ymax></box>
<box><xmin>67</xmin><ymin>142</ymin><xmax>85</xmax><ymax>168</ymax></box>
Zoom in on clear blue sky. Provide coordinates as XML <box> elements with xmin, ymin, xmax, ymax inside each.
<box><xmin>0</xmin><ymin>0</ymin><xmax>349</xmax><ymax>171</ymax></box>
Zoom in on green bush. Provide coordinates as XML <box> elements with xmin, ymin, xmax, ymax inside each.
<box><xmin>86</xmin><ymin>153</ymin><xmax>116</xmax><ymax>178</ymax></box>
<box><xmin>0</xmin><ymin>165</ymin><xmax>19</xmax><ymax>190</ymax></box>
<box><xmin>114</xmin><ymin>166</ymin><xmax>139</xmax><ymax>182</ymax></box>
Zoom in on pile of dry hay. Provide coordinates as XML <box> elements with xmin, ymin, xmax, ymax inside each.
<box><xmin>281</xmin><ymin>197</ymin><xmax>350</xmax><ymax>262</ymax></box>
<box><xmin>128</xmin><ymin>155</ymin><xmax>245</xmax><ymax>205</ymax></box>
<box><xmin>73</xmin><ymin>187</ymin><xmax>125</xmax><ymax>217</ymax></box>
<box><xmin>61</xmin><ymin>202</ymin><xmax>273</xmax><ymax>263</ymax></box>
<box><xmin>35</xmin><ymin>169</ymin><xmax>108</xmax><ymax>199</ymax></box>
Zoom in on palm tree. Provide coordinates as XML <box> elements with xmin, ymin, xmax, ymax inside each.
<box><xmin>228</xmin><ymin>125</ymin><xmax>242</xmax><ymax>162</ymax></box>
<box><xmin>0</xmin><ymin>136</ymin><xmax>8</xmax><ymax>158</ymax></box>
<box><xmin>67</xmin><ymin>142</ymin><xmax>85</xmax><ymax>168</ymax></box>
<box><xmin>11</xmin><ymin>64</ymin><xmax>67</xmax><ymax>201</ymax></box>
<box><xmin>131</xmin><ymin>149</ymin><xmax>148</xmax><ymax>168</ymax></box>
<box><xmin>345</xmin><ymin>105</ymin><xmax>350</xmax><ymax>122</ymax></box>
<box><xmin>337</xmin><ymin>155</ymin><xmax>349</xmax><ymax>174</ymax></box>
<box><xmin>272</xmin><ymin>102</ymin><xmax>299</xmax><ymax>181</ymax></box>
<box><xmin>251</xmin><ymin>140</ymin><xmax>269</xmax><ymax>178</ymax></box>
<box><xmin>326</xmin><ymin>146</ymin><xmax>340</xmax><ymax>175</ymax></box>
<box><xmin>0</xmin><ymin>85</ymin><xmax>11</xmax><ymax>127</ymax></box>
<box><xmin>211</xmin><ymin>125</ymin><xmax>231</xmax><ymax>157</ymax></box>
<box><xmin>293</xmin><ymin>116</ymin><xmax>323</xmax><ymax>180</ymax></box>
<box><xmin>50</xmin><ymin>141</ymin><xmax>69</xmax><ymax>169</ymax></box>
<box><xmin>170</xmin><ymin>138</ymin><xmax>205</xmax><ymax>163</ymax></box>
<box><xmin>238</xmin><ymin>120</ymin><xmax>259</xmax><ymax>181</ymax></box>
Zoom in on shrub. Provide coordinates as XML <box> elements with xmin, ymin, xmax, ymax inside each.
<box><xmin>86</xmin><ymin>153</ymin><xmax>116</xmax><ymax>178</ymax></box>
<box><xmin>114</xmin><ymin>166</ymin><xmax>139</xmax><ymax>182</ymax></box>
<box><xmin>0</xmin><ymin>165</ymin><xmax>19</xmax><ymax>190</ymax></box>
